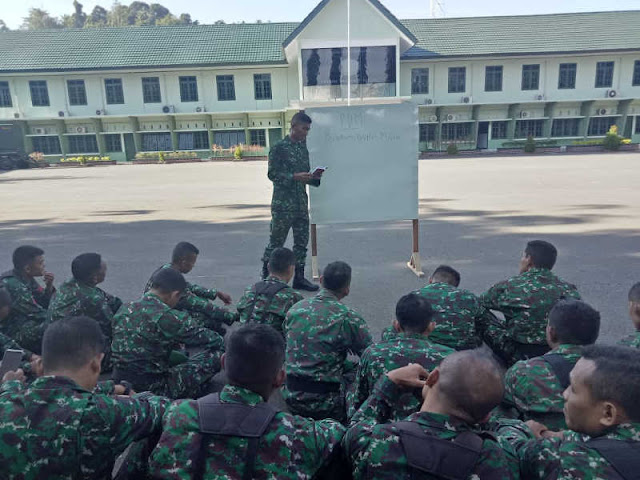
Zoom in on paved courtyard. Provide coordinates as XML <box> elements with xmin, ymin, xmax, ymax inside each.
<box><xmin>1</xmin><ymin>153</ymin><xmax>639</xmax><ymax>343</ymax></box>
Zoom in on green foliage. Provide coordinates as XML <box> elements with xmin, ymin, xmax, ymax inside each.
<box><xmin>446</xmin><ymin>143</ymin><xmax>458</xmax><ymax>155</ymax></box>
<box><xmin>602</xmin><ymin>125</ymin><xmax>623</xmax><ymax>151</ymax></box>
<box><xmin>502</xmin><ymin>139</ymin><xmax>558</xmax><ymax>148</ymax></box>
<box><xmin>0</xmin><ymin>20</ymin><xmax>9</xmax><ymax>32</ymax></box>
<box><xmin>61</xmin><ymin>156</ymin><xmax>111</xmax><ymax>163</ymax></box>
<box><xmin>524</xmin><ymin>135</ymin><xmax>536</xmax><ymax>153</ymax></box>
<box><xmin>234</xmin><ymin>145</ymin><xmax>244</xmax><ymax>160</ymax></box>
<box><xmin>22</xmin><ymin>8</ymin><xmax>63</xmax><ymax>30</ymax></box>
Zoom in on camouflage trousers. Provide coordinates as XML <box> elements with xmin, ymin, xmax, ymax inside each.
<box><xmin>190</xmin><ymin>310</ymin><xmax>238</xmax><ymax>337</ymax></box>
<box><xmin>9</xmin><ymin>320</ymin><xmax>45</xmax><ymax>355</ymax></box>
<box><xmin>262</xmin><ymin>210</ymin><xmax>309</xmax><ymax>268</ymax></box>
<box><xmin>484</xmin><ymin>321</ymin><xmax>550</xmax><ymax>367</ymax></box>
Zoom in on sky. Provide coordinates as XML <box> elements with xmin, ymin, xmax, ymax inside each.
<box><xmin>2</xmin><ymin>0</ymin><xmax>639</xmax><ymax>29</ymax></box>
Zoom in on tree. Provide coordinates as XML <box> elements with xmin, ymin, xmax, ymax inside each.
<box><xmin>107</xmin><ymin>2</ymin><xmax>129</xmax><ymax>27</ymax></box>
<box><xmin>21</xmin><ymin>8</ymin><xmax>62</xmax><ymax>30</ymax></box>
<box><xmin>71</xmin><ymin>1</ymin><xmax>87</xmax><ymax>29</ymax></box>
<box><xmin>214</xmin><ymin>20</ymin><xmax>226</xmax><ymax>25</ymax></box>
<box><xmin>150</xmin><ymin>3</ymin><xmax>170</xmax><ymax>21</ymax></box>
<box><xmin>128</xmin><ymin>1</ymin><xmax>150</xmax><ymax>25</ymax></box>
<box><xmin>178</xmin><ymin>13</ymin><xmax>196</xmax><ymax>25</ymax></box>
<box><xmin>86</xmin><ymin>6</ymin><xmax>108</xmax><ymax>27</ymax></box>
<box><xmin>156</xmin><ymin>14</ymin><xmax>181</xmax><ymax>26</ymax></box>
<box><xmin>0</xmin><ymin>20</ymin><xmax>9</xmax><ymax>32</ymax></box>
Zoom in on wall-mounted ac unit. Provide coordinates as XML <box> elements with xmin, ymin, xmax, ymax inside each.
<box><xmin>462</xmin><ymin>96</ymin><xmax>472</xmax><ymax>104</ymax></box>
<box><xmin>606</xmin><ymin>90</ymin><xmax>617</xmax><ymax>98</ymax></box>
<box><xmin>162</xmin><ymin>105</ymin><xmax>175</xmax><ymax>114</ymax></box>
<box><xmin>13</xmin><ymin>113</ymin><xmax>20</xmax><ymax>119</ymax></box>
<box><xmin>33</xmin><ymin>128</ymin><xmax>46</xmax><ymax>135</ymax></box>
<box><xmin>424</xmin><ymin>99</ymin><xmax>433</xmax><ymax>105</ymax></box>
<box><xmin>597</xmin><ymin>108</ymin><xmax>608</xmax><ymax>116</ymax></box>
<box><xmin>428</xmin><ymin>115</ymin><xmax>438</xmax><ymax>122</ymax></box>
<box><xmin>446</xmin><ymin>114</ymin><xmax>456</xmax><ymax>121</ymax></box>
<box><xmin>95</xmin><ymin>109</ymin><xmax>106</xmax><ymax>116</ymax></box>
<box><xmin>535</xmin><ymin>94</ymin><xmax>545</xmax><ymax>101</ymax></box>
<box><xmin>58</xmin><ymin>111</ymin><xmax>66</xmax><ymax>117</ymax></box>
<box><xmin>75</xmin><ymin>126</ymin><xmax>87</xmax><ymax>133</ymax></box>
<box><xmin>519</xmin><ymin>111</ymin><xmax>531</xmax><ymax>118</ymax></box>
<box><xmin>195</xmin><ymin>105</ymin><xmax>206</xmax><ymax>113</ymax></box>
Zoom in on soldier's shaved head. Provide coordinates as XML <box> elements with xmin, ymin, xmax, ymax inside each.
<box><xmin>628</xmin><ymin>282</ymin><xmax>640</xmax><ymax>303</ymax></box>
<box><xmin>436</xmin><ymin>349</ymin><xmax>504</xmax><ymax>422</ymax></box>
<box><xmin>548</xmin><ymin>299</ymin><xmax>600</xmax><ymax>346</ymax></box>
<box><xmin>42</xmin><ymin>316</ymin><xmax>105</xmax><ymax>373</ymax></box>
<box><xmin>430</xmin><ymin>265</ymin><xmax>461</xmax><ymax>287</ymax></box>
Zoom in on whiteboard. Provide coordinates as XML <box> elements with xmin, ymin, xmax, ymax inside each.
<box><xmin>306</xmin><ymin>103</ymin><xmax>419</xmax><ymax>225</ymax></box>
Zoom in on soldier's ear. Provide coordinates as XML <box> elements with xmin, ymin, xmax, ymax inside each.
<box><xmin>220</xmin><ymin>353</ymin><xmax>226</xmax><ymax>372</ymax></box>
<box><xmin>425</xmin><ymin>322</ymin><xmax>435</xmax><ymax>335</ymax></box>
<box><xmin>600</xmin><ymin>401</ymin><xmax>619</xmax><ymax>428</ymax></box>
<box><xmin>274</xmin><ymin>369</ymin><xmax>286</xmax><ymax>389</ymax></box>
<box><xmin>392</xmin><ymin>319</ymin><xmax>402</xmax><ymax>332</ymax></box>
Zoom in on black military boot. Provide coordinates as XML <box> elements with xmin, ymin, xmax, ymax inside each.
<box><xmin>261</xmin><ymin>261</ymin><xmax>269</xmax><ymax>280</ymax></box>
<box><xmin>293</xmin><ymin>265</ymin><xmax>319</xmax><ymax>292</ymax></box>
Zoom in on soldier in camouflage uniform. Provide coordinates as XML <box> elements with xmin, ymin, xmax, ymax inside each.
<box><xmin>344</xmin><ymin>352</ymin><xmax>516</xmax><ymax>480</ymax></box>
<box><xmin>497</xmin><ymin>345</ymin><xmax>640</xmax><ymax>480</ymax></box>
<box><xmin>0</xmin><ymin>246</ymin><xmax>55</xmax><ymax>354</ymax></box>
<box><xmin>237</xmin><ymin>247</ymin><xmax>303</xmax><ymax>337</ymax></box>
<box><xmin>113</xmin><ymin>268</ymin><xmax>224</xmax><ymax>399</ymax></box>
<box><xmin>47</xmin><ymin>253</ymin><xmax>122</xmax><ymax>370</ymax></box>
<box><xmin>0</xmin><ymin>288</ymin><xmax>40</xmax><ymax>379</ymax></box>
<box><xmin>285</xmin><ymin>261</ymin><xmax>372</xmax><ymax>422</ymax></box>
<box><xmin>480</xmin><ymin>240</ymin><xmax>580</xmax><ymax>367</ymax></box>
<box><xmin>495</xmin><ymin>299</ymin><xmax>600</xmax><ymax>430</ymax></box>
<box><xmin>618</xmin><ymin>281</ymin><xmax>640</xmax><ymax>348</ymax></box>
<box><xmin>0</xmin><ymin>316</ymin><xmax>169</xmax><ymax>480</ymax></box>
<box><xmin>347</xmin><ymin>293</ymin><xmax>454</xmax><ymax>421</ymax></box>
<box><xmin>261</xmin><ymin>111</ymin><xmax>323</xmax><ymax>291</ymax></box>
<box><xmin>149</xmin><ymin>324</ymin><xmax>346</xmax><ymax>480</ymax></box>
<box><xmin>145</xmin><ymin>242</ymin><xmax>237</xmax><ymax>335</ymax></box>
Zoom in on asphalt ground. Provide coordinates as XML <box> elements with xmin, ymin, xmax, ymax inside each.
<box><xmin>1</xmin><ymin>152</ymin><xmax>639</xmax><ymax>344</ymax></box>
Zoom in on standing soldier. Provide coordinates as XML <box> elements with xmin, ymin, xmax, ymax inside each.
<box><xmin>285</xmin><ymin>261</ymin><xmax>372</xmax><ymax>422</ymax></box>
<box><xmin>480</xmin><ymin>240</ymin><xmax>580</xmax><ymax>366</ymax></box>
<box><xmin>237</xmin><ymin>247</ymin><xmax>303</xmax><ymax>337</ymax></box>
<box><xmin>0</xmin><ymin>246</ymin><xmax>55</xmax><ymax>354</ymax></box>
<box><xmin>261</xmin><ymin>111</ymin><xmax>323</xmax><ymax>291</ymax></box>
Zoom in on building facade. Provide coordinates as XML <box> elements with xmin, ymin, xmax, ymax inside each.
<box><xmin>0</xmin><ymin>0</ymin><xmax>639</xmax><ymax>161</ymax></box>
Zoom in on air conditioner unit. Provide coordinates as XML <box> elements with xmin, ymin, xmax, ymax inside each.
<box><xmin>520</xmin><ymin>111</ymin><xmax>531</xmax><ymax>118</ymax></box>
<box><xmin>162</xmin><ymin>105</ymin><xmax>175</xmax><ymax>114</ymax></box>
<box><xmin>535</xmin><ymin>94</ymin><xmax>545</xmax><ymax>101</ymax></box>
<box><xmin>462</xmin><ymin>96</ymin><xmax>472</xmax><ymax>104</ymax></box>
<box><xmin>195</xmin><ymin>105</ymin><xmax>206</xmax><ymax>113</ymax></box>
<box><xmin>428</xmin><ymin>115</ymin><xmax>438</xmax><ymax>122</ymax></box>
<box><xmin>75</xmin><ymin>126</ymin><xmax>87</xmax><ymax>133</ymax></box>
<box><xmin>33</xmin><ymin>128</ymin><xmax>46</xmax><ymax>135</ymax></box>
<box><xmin>597</xmin><ymin>108</ymin><xmax>608</xmax><ymax>116</ymax></box>
<box><xmin>95</xmin><ymin>109</ymin><xmax>106</xmax><ymax>116</ymax></box>
<box><xmin>607</xmin><ymin>90</ymin><xmax>617</xmax><ymax>98</ymax></box>
<box><xmin>425</xmin><ymin>99</ymin><xmax>433</xmax><ymax>105</ymax></box>
<box><xmin>446</xmin><ymin>114</ymin><xmax>456</xmax><ymax>122</ymax></box>
<box><xmin>13</xmin><ymin>113</ymin><xmax>20</xmax><ymax>119</ymax></box>
<box><xmin>58</xmin><ymin>111</ymin><xmax>66</xmax><ymax>117</ymax></box>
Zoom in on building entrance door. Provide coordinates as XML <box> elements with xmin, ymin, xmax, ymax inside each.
<box><xmin>477</xmin><ymin>122</ymin><xmax>489</xmax><ymax>149</ymax></box>
<box><xmin>123</xmin><ymin>133</ymin><xmax>136</xmax><ymax>161</ymax></box>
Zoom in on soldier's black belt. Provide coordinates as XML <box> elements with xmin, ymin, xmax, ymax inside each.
<box><xmin>112</xmin><ymin>367</ymin><xmax>166</xmax><ymax>390</ymax></box>
<box><xmin>286</xmin><ymin>375</ymin><xmax>340</xmax><ymax>394</ymax></box>
<box><xmin>514</xmin><ymin>342</ymin><xmax>550</xmax><ymax>359</ymax></box>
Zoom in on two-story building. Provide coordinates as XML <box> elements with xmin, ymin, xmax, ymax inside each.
<box><xmin>0</xmin><ymin>0</ymin><xmax>639</xmax><ymax>161</ymax></box>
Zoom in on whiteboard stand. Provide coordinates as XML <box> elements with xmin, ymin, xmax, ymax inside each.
<box><xmin>311</xmin><ymin>223</ymin><xmax>320</xmax><ymax>280</ymax></box>
<box><xmin>407</xmin><ymin>219</ymin><xmax>425</xmax><ymax>277</ymax></box>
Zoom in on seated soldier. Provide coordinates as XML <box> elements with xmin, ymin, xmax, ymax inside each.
<box><xmin>148</xmin><ymin>324</ymin><xmax>346</xmax><ymax>480</ymax></box>
<box><xmin>498</xmin><ymin>345</ymin><xmax>640</xmax><ymax>479</ymax></box>
<box><xmin>344</xmin><ymin>351</ymin><xmax>516</xmax><ymax>479</ymax></box>
<box><xmin>495</xmin><ymin>299</ymin><xmax>600</xmax><ymax>430</ymax></box>
<box><xmin>145</xmin><ymin>241</ymin><xmax>237</xmax><ymax>335</ymax></box>
<box><xmin>0</xmin><ymin>316</ymin><xmax>169</xmax><ymax>479</ymax></box>
<box><xmin>236</xmin><ymin>247</ymin><xmax>303</xmax><ymax>337</ymax></box>
<box><xmin>0</xmin><ymin>288</ymin><xmax>40</xmax><ymax>377</ymax></box>
<box><xmin>347</xmin><ymin>293</ymin><xmax>454</xmax><ymax>421</ymax></box>
<box><xmin>0</xmin><ymin>245</ymin><xmax>56</xmax><ymax>353</ymax></box>
<box><xmin>47</xmin><ymin>252</ymin><xmax>122</xmax><ymax>370</ymax></box>
<box><xmin>618</xmin><ymin>282</ymin><xmax>640</xmax><ymax>348</ymax></box>
<box><xmin>112</xmin><ymin>268</ymin><xmax>224</xmax><ymax>399</ymax></box>
<box><xmin>285</xmin><ymin>261</ymin><xmax>372</xmax><ymax>423</ymax></box>
<box><xmin>480</xmin><ymin>240</ymin><xmax>580</xmax><ymax>366</ymax></box>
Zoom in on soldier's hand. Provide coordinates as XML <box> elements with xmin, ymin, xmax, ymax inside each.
<box><xmin>387</xmin><ymin>363</ymin><xmax>429</xmax><ymax>389</ymax></box>
<box><xmin>30</xmin><ymin>355</ymin><xmax>44</xmax><ymax>377</ymax></box>
<box><xmin>525</xmin><ymin>420</ymin><xmax>551</xmax><ymax>439</ymax></box>
<box><xmin>2</xmin><ymin>368</ymin><xmax>25</xmax><ymax>384</ymax></box>
<box><xmin>217</xmin><ymin>291</ymin><xmax>232</xmax><ymax>305</ymax></box>
<box><xmin>293</xmin><ymin>172</ymin><xmax>312</xmax><ymax>183</ymax></box>
<box><xmin>43</xmin><ymin>272</ymin><xmax>55</xmax><ymax>289</ymax></box>
<box><xmin>114</xmin><ymin>383</ymin><xmax>136</xmax><ymax>396</ymax></box>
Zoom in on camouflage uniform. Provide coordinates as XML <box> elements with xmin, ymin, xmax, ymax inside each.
<box><xmin>344</xmin><ymin>376</ymin><xmax>517</xmax><ymax>480</ymax></box>
<box><xmin>494</xmin><ymin>344</ymin><xmax>581</xmax><ymax>430</ymax></box>
<box><xmin>413</xmin><ymin>282</ymin><xmax>493</xmax><ymax>350</ymax></box>
<box><xmin>284</xmin><ymin>288</ymin><xmax>372</xmax><ymax>422</ymax></box>
<box><xmin>480</xmin><ymin>267</ymin><xmax>580</xmax><ymax>366</ymax></box>
<box><xmin>0</xmin><ymin>269</ymin><xmax>54</xmax><ymax>354</ymax></box>
<box><xmin>145</xmin><ymin>263</ymin><xmax>237</xmax><ymax>335</ymax></box>
<box><xmin>346</xmin><ymin>332</ymin><xmax>454</xmax><ymax>421</ymax></box>
<box><xmin>0</xmin><ymin>375</ymin><xmax>169</xmax><ymax>480</ymax></box>
<box><xmin>618</xmin><ymin>331</ymin><xmax>640</xmax><ymax>348</ymax></box>
<box><xmin>148</xmin><ymin>384</ymin><xmax>345</xmax><ymax>479</ymax></box>
<box><xmin>262</xmin><ymin>135</ymin><xmax>321</xmax><ymax>268</ymax></box>
<box><xmin>236</xmin><ymin>275</ymin><xmax>303</xmax><ymax>336</ymax></box>
<box><xmin>111</xmin><ymin>292</ymin><xmax>224</xmax><ymax>399</ymax></box>
<box><xmin>47</xmin><ymin>278</ymin><xmax>122</xmax><ymax>370</ymax></box>
<box><xmin>498</xmin><ymin>420</ymin><xmax>640</xmax><ymax>479</ymax></box>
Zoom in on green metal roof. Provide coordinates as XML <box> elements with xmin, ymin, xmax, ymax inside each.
<box><xmin>0</xmin><ymin>10</ymin><xmax>639</xmax><ymax>73</ymax></box>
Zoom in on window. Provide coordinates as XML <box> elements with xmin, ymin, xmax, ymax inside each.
<box><xmin>515</xmin><ymin>119</ymin><xmax>545</xmax><ymax>138</ymax></box>
<box><xmin>635</xmin><ymin>116</ymin><xmax>640</xmax><ymax>134</ymax></box>
<box><xmin>217</xmin><ymin>75</ymin><xmax>236</xmax><ymax>101</ymax></box>
<box><xmin>558</xmin><ymin>63</ymin><xmax>577</xmax><ymax>89</ymax></box>
<box><xmin>29</xmin><ymin>80</ymin><xmax>50</xmax><ymax>107</ymax></box>
<box><xmin>521</xmin><ymin>65</ymin><xmax>540</xmax><ymax>90</ymax></box>
<box><xmin>31</xmin><ymin>136</ymin><xmax>61</xmax><ymax>154</ymax></box>
<box><xmin>448</xmin><ymin>67</ymin><xmax>466</xmax><ymax>93</ymax></box>
<box><xmin>142</xmin><ymin>77</ymin><xmax>162</xmax><ymax>103</ymax></box>
<box><xmin>142</xmin><ymin>132</ymin><xmax>172</xmax><ymax>151</ymax></box>
<box><xmin>419</xmin><ymin>124</ymin><xmax>436</xmax><ymax>142</ymax></box>
<box><xmin>484</xmin><ymin>66</ymin><xmax>503</xmax><ymax>92</ymax></box>
<box><xmin>179</xmin><ymin>76</ymin><xmax>199</xmax><ymax>102</ymax></box>
<box><xmin>595</xmin><ymin>62</ymin><xmax>614</xmax><ymax>88</ymax></box>
<box><xmin>178</xmin><ymin>131</ymin><xmax>209</xmax><ymax>150</ymax></box>
<box><xmin>491</xmin><ymin>122</ymin><xmax>508</xmax><ymax>139</ymax></box>
<box><xmin>104</xmin><ymin>79</ymin><xmax>124</xmax><ymax>104</ymax></box>
<box><xmin>411</xmin><ymin>68</ymin><xmax>429</xmax><ymax>94</ymax></box>
<box><xmin>588</xmin><ymin>117</ymin><xmax>617</xmax><ymax>136</ymax></box>
<box><xmin>632</xmin><ymin>61</ymin><xmax>640</xmax><ymax>87</ymax></box>
<box><xmin>104</xmin><ymin>134</ymin><xmax>122</xmax><ymax>152</ymax></box>
<box><xmin>249</xmin><ymin>129</ymin><xmax>267</xmax><ymax>146</ymax></box>
<box><xmin>68</xmin><ymin>135</ymin><xmax>99</xmax><ymax>154</ymax></box>
<box><xmin>0</xmin><ymin>81</ymin><xmax>11</xmax><ymax>107</ymax></box>
<box><xmin>551</xmin><ymin>119</ymin><xmax>580</xmax><ymax>137</ymax></box>
<box><xmin>441</xmin><ymin>123</ymin><xmax>472</xmax><ymax>141</ymax></box>
<box><xmin>254</xmin><ymin>74</ymin><xmax>272</xmax><ymax>100</ymax></box>
<box><xmin>213</xmin><ymin>131</ymin><xmax>246</xmax><ymax>149</ymax></box>
<box><xmin>67</xmin><ymin>80</ymin><xmax>87</xmax><ymax>106</ymax></box>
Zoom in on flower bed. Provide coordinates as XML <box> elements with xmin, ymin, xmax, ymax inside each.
<box><xmin>60</xmin><ymin>156</ymin><xmax>115</xmax><ymax>166</ymax></box>
<box><xmin>133</xmin><ymin>151</ymin><xmax>202</xmax><ymax>164</ymax></box>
